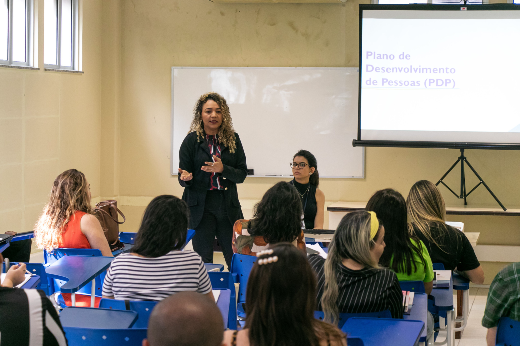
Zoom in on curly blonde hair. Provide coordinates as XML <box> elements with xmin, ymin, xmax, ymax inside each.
<box><xmin>189</xmin><ymin>92</ymin><xmax>237</xmax><ymax>153</ymax></box>
<box><xmin>34</xmin><ymin>169</ymin><xmax>92</xmax><ymax>251</ymax></box>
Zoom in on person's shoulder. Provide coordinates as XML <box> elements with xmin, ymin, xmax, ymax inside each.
<box><xmin>182</xmin><ymin>131</ymin><xmax>199</xmax><ymax>143</ymax></box>
<box><xmin>498</xmin><ymin>261</ymin><xmax>520</xmax><ymax>280</ymax></box>
<box><xmin>168</xmin><ymin>250</ymin><xmax>204</xmax><ymax>262</ymax></box>
<box><xmin>308</xmin><ymin>254</ymin><xmax>325</xmax><ymax>267</ymax></box>
<box><xmin>315</xmin><ymin>188</ymin><xmax>325</xmax><ymax>199</ymax></box>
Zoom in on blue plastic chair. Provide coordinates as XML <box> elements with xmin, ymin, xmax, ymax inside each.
<box><xmin>44</xmin><ymin>249</ymin><xmax>106</xmax><ymax>301</ymax></box>
<box><xmin>230</xmin><ymin>254</ymin><xmax>257</xmax><ymax>320</ymax></box>
<box><xmin>347</xmin><ymin>337</ymin><xmax>364</xmax><ymax>346</ymax></box>
<box><xmin>119</xmin><ymin>229</ymin><xmax>195</xmax><ymax>248</ymax></box>
<box><xmin>118</xmin><ymin>232</ymin><xmax>136</xmax><ymax>244</ymax></box>
<box><xmin>314</xmin><ymin>310</ymin><xmax>392</xmax><ymax>329</ymax></box>
<box><xmin>432</xmin><ymin>263</ymin><xmax>445</xmax><ymax>270</ymax></box>
<box><xmin>399</xmin><ymin>280</ymin><xmax>426</xmax><ymax>294</ymax></box>
<box><xmin>496</xmin><ymin>316</ymin><xmax>520</xmax><ymax>346</ymax></box>
<box><xmin>63</xmin><ymin>327</ymin><xmax>147</xmax><ymax>346</ymax></box>
<box><xmin>209</xmin><ymin>271</ymin><xmax>238</xmax><ymax>330</ymax></box>
<box><xmin>98</xmin><ymin>298</ymin><xmax>157</xmax><ymax>329</ymax></box>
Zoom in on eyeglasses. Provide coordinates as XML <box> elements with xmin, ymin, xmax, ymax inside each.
<box><xmin>290</xmin><ymin>162</ymin><xmax>309</xmax><ymax>169</ymax></box>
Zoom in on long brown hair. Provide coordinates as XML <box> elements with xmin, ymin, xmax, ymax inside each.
<box><xmin>34</xmin><ymin>169</ymin><xmax>92</xmax><ymax>251</ymax></box>
<box><xmin>407</xmin><ymin>180</ymin><xmax>448</xmax><ymax>248</ymax></box>
<box><xmin>321</xmin><ymin>211</ymin><xmax>382</xmax><ymax>324</ymax></box>
<box><xmin>189</xmin><ymin>92</ymin><xmax>237</xmax><ymax>153</ymax></box>
<box><xmin>245</xmin><ymin>243</ymin><xmax>345</xmax><ymax>346</ymax></box>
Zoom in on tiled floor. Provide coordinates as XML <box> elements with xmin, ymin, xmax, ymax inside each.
<box><xmin>455</xmin><ymin>288</ymin><xmax>489</xmax><ymax>346</ymax></box>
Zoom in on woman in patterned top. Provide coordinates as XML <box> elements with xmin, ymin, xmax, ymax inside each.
<box><xmin>178</xmin><ymin>93</ymin><xmax>247</xmax><ymax>269</ymax></box>
<box><xmin>222</xmin><ymin>243</ymin><xmax>346</xmax><ymax>346</ymax></box>
<box><xmin>102</xmin><ymin>195</ymin><xmax>213</xmax><ymax>301</ymax></box>
<box><xmin>309</xmin><ymin>210</ymin><xmax>403</xmax><ymax>324</ymax></box>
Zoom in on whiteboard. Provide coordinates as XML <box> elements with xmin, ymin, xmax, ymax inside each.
<box><xmin>171</xmin><ymin>67</ymin><xmax>364</xmax><ymax>178</ymax></box>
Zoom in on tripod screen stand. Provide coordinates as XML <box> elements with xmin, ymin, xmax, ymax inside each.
<box><xmin>435</xmin><ymin>149</ymin><xmax>506</xmax><ymax>211</ymax></box>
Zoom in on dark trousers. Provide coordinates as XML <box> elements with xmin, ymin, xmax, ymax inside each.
<box><xmin>193</xmin><ymin>190</ymin><xmax>234</xmax><ymax>268</ymax></box>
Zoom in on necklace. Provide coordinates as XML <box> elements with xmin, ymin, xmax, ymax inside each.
<box><xmin>297</xmin><ymin>185</ymin><xmax>310</xmax><ymax>198</ymax></box>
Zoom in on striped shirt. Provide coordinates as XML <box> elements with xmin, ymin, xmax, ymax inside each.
<box><xmin>309</xmin><ymin>254</ymin><xmax>403</xmax><ymax>319</ymax></box>
<box><xmin>102</xmin><ymin>250</ymin><xmax>212</xmax><ymax>301</ymax></box>
<box><xmin>0</xmin><ymin>288</ymin><xmax>67</xmax><ymax>346</ymax></box>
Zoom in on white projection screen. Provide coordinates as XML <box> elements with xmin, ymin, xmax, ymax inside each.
<box><xmin>355</xmin><ymin>4</ymin><xmax>520</xmax><ymax>149</ymax></box>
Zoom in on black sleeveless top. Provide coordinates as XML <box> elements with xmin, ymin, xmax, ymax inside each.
<box><xmin>290</xmin><ymin>179</ymin><xmax>317</xmax><ymax>229</ymax></box>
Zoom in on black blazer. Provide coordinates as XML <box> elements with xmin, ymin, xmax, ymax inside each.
<box><xmin>178</xmin><ymin>131</ymin><xmax>247</xmax><ymax>229</ymax></box>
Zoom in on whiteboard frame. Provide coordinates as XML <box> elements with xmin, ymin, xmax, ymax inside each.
<box><xmin>171</xmin><ymin>66</ymin><xmax>365</xmax><ymax>179</ymax></box>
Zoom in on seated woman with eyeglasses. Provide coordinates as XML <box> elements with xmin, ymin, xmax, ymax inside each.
<box><xmin>290</xmin><ymin>150</ymin><xmax>325</xmax><ymax>229</ymax></box>
<box><xmin>222</xmin><ymin>243</ymin><xmax>347</xmax><ymax>346</ymax></box>
<box><xmin>309</xmin><ymin>211</ymin><xmax>403</xmax><ymax>324</ymax></box>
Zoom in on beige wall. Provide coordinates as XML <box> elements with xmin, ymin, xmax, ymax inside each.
<box><xmin>116</xmin><ymin>0</ymin><xmax>519</xmax><ymax>283</ymax></box>
<box><xmin>0</xmin><ymin>0</ymin><xmax>103</xmax><ymax>234</ymax></box>
<box><xmin>1</xmin><ymin>0</ymin><xmax>518</xmax><ymax>283</ymax></box>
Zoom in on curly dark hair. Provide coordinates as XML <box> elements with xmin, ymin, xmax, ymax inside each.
<box><xmin>189</xmin><ymin>92</ymin><xmax>237</xmax><ymax>153</ymax></box>
<box><xmin>250</xmin><ymin>182</ymin><xmax>302</xmax><ymax>244</ymax></box>
<box><xmin>132</xmin><ymin>195</ymin><xmax>189</xmax><ymax>258</ymax></box>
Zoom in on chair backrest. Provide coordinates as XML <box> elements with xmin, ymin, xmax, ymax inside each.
<box><xmin>63</xmin><ymin>327</ymin><xmax>147</xmax><ymax>346</ymax></box>
<box><xmin>496</xmin><ymin>317</ymin><xmax>520</xmax><ymax>346</ymax></box>
<box><xmin>98</xmin><ymin>299</ymin><xmax>157</xmax><ymax>329</ymax></box>
<box><xmin>45</xmin><ymin>249</ymin><xmax>105</xmax><ymax>296</ymax></box>
<box><xmin>314</xmin><ymin>310</ymin><xmax>392</xmax><ymax>329</ymax></box>
<box><xmin>399</xmin><ymin>280</ymin><xmax>426</xmax><ymax>294</ymax></box>
<box><xmin>119</xmin><ymin>232</ymin><xmax>136</xmax><ymax>245</ymax></box>
<box><xmin>432</xmin><ymin>263</ymin><xmax>445</xmax><ymax>270</ymax></box>
<box><xmin>208</xmin><ymin>271</ymin><xmax>238</xmax><ymax>330</ymax></box>
<box><xmin>230</xmin><ymin>253</ymin><xmax>257</xmax><ymax>304</ymax></box>
<box><xmin>44</xmin><ymin>248</ymin><xmax>103</xmax><ymax>265</ymax></box>
<box><xmin>181</xmin><ymin>229</ymin><xmax>196</xmax><ymax>250</ymax></box>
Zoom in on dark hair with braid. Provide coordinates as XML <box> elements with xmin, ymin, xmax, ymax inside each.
<box><xmin>250</xmin><ymin>182</ymin><xmax>302</xmax><ymax>244</ymax></box>
<box><xmin>293</xmin><ymin>150</ymin><xmax>319</xmax><ymax>187</ymax></box>
<box><xmin>132</xmin><ymin>195</ymin><xmax>189</xmax><ymax>257</ymax></box>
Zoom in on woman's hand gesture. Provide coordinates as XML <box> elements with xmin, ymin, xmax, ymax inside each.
<box><xmin>202</xmin><ymin>156</ymin><xmax>224</xmax><ymax>173</ymax></box>
<box><xmin>178</xmin><ymin>168</ymin><xmax>193</xmax><ymax>181</ymax></box>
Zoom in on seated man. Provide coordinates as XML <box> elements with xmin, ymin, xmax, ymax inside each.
<box><xmin>0</xmin><ymin>253</ymin><xmax>67</xmax><ymax>346</ymax></box>
<box><xmin>143</xmin><ymin>291</ymin><xmax>224</xmax><ymax>346</ymax></box>
<box><xmin>482</xmin><ymin>262</ymin><xmax>520</xmax><ymax>346</ymax></box>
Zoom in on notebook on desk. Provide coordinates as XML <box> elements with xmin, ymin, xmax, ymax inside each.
<box><xmin>0</xmin><ymin>273</ymin><xmax>32</xmax><ymax>288</ymax></box>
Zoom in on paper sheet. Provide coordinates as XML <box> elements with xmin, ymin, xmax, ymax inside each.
<box><xmin>1</xmin><ymin>273</ymin><xmax>32</xmax><ymax>288</ymax></box>
<box><xmin>306</xmin><ymin>244</ymin><xmax>328</xmax><ymax>259</ymax></box>
<box><xmin>213</xmin><ymin>290</ymin><xmax>221</xmax><ymax>303</ymax></box>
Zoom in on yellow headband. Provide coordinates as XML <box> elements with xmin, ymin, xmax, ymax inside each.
<box><xmin>368</xmin><ymin>211</ymin><xmax>379</xmax><ymax>240</ymax></box>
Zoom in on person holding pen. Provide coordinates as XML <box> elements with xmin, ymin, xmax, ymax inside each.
<box><xmin>178</xmin><ymin>92</ymin><xmax>247</xmax><ymax>268</ymax></box>
<box><xmin>290</xmin><ymin>150</ymin><xmax>325</xmax><ymax>229</ymax></box>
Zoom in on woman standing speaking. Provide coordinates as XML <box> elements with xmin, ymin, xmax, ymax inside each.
<box><xmin>178</xmin><ymin>93</ymin><xmax>247</xmax><ymax>268</ymax></box>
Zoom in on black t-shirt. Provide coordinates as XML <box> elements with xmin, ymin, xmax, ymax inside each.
<box><xmin>412</xmin><ymin>223</ymin><xmax>480</xmax><ymax>272</ymax></box>
<box><xmin>0</xmin><ymin>288</ymin><xmax>67</xmax><ymax>346</ymax></box>
<box><xmin>309</xmin><ymin>254</ymin><xmax>403</xmax><ymax>319</ymax></box>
